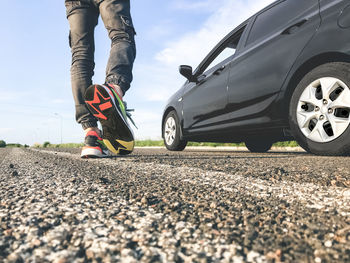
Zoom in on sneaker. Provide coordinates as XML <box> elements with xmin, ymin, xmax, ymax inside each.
<box><xmin>84</xmin><ymin>84</ymin><xmax>135</xmax><ymax>155</ymax></box>
<box><xmin>81</xmin><ymin>130</ymin><xmax>110</xmax><ymax>158</ymax></box>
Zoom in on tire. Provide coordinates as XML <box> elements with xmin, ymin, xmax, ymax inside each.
<box><xmin>289</xmin><ymin>62</ymin><xmax>350</xmax><ymax>155</ymax></box>
<box><xmin>245</xmin><ymin>138</ymin><xmax>273</xmax><ymax>153</ymax></box>
<box><xmin>163</xmin><ymin>111</ymin><xmax>187</xmax><ymax>151</ymax></box>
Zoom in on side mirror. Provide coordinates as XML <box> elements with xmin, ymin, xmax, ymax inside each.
<box><xmin>179</xmin><ymin>65</ymin><xmax>197</xmax><ymax>82</ymax></box>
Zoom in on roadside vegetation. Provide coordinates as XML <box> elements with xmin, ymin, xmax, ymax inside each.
<box><xmin>0</xmin><ymin>140</ymin><xmax>29</xmax><ymax>148</ymax></box>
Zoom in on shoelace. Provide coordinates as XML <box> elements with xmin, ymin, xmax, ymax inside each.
<box><xmin>124</xmin><ymin>102</ymin><xmax>138</xmax><ymax>129</ymax></box>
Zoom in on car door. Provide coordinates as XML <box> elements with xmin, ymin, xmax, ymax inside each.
<box><xmin>226</xmin><ymin>0</ymin><xmax>321</xmax><ymax>128</ymax></box>
<box><xmin>182</xmin><ymin>25</ymin><xmax>247</xmax><ymax>134</ymax></box>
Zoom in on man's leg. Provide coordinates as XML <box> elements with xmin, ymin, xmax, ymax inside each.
<box><xmin>66</xmin><ymin>1</ymin><xmax>99</xmax><ymax>131</ymax></box>
<box><xmin>82</xmin><ymin>0</ymin><xmax>136</xmax><ymax>155</ymax></box>
<box><xmin>98</xmin><ymin>0</ymin><xmax>136</xmax><ymax>97</ymax></box>
<box><xmin>66</xmin><ymin>1</ymin><xmax>108</xmax><ymax>158</ymax></box>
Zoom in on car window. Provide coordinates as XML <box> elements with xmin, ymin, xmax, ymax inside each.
<box><xmin>201</xmin><ymin>25</ymin><xmax>246</xmax><ymax>74</ymax></box>
<box><xmin>246</xmin><ymin>0</ymin><xmax>318</xmax><ymax>45</ymax></box>
<box><xmin>205</xmin><ymin>47</ymin><xmax>236</xmax><ymax>72</ymax></box>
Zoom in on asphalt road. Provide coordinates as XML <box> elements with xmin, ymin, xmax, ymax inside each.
<box><xmin>0</xmin><ymin>147</ymin><xmax>350</xmax><ymax>262</ymax></box>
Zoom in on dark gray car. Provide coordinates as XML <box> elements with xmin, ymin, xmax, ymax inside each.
<box><xmin>162</xmin><ymin>0</ymin><xmax>350</xmax><ymax>155</ymax></box>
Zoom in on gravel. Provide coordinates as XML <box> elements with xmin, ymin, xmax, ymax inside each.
<box><xmin>0</xmin><ymin>147</ymin><xmax>349</xmax><ymax>262</ymax></box>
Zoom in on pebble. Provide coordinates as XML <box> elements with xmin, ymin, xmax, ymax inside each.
<box><xmin>53</xmin><ymin>258</ymin><xmax>67</xmax><ymax>263</ymax></box>
<box><xmin>246</xmin><ymin>251</ymin><xmax>261</xmax><ymax>262</ymax></box>
<box><xmin>342</xmin><ymin>189</ymin><xmax>350</xmax><ymax>198</ymax></box>
<box><xmin>141</xmin><ymin>197</ymin><xmax>148</xmax><ymax>205</ymax></box>
<box><xmin>324</xmin><ymin>240</ymin><xmax>332</xmax><ymax>248</ymax></box>
<box><xmin>85</xmin><ymin>249</ymin><xmax>94</xmax><ymax>259</ymax></box>
<box><xmin>7</xmin><ymin>252</ymin><xmax>22</xmax><ymax>262</ymax></box>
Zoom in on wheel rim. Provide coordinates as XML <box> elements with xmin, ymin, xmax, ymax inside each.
<box><xmin>297</xmin><ymin>77</ymin><xmax>350</xmax><ymax>143</ymax></box>
<box><xmin>164</xmin><ymin>116</ymin><xmax>176</xmax><ymax>146</ymax></box>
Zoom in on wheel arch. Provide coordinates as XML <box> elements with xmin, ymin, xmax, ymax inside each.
<box><xmin>281</xmin><ymin>52</ymin><xmax>350</xmax><ymax>118</ymax></box>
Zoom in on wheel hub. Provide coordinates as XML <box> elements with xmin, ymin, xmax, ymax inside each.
<box><xmin>297</xmin><ymin>77</ymin><xmax>350</xmax><ymax>143</ymax></box>
<box><xmin>320</xmin><ymin>104</ymin><xmax>328</xmax><ymax>115</ymax></box>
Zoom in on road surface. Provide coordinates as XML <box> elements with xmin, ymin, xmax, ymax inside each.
<box><xmin>0</xmin><ymin>147</ymin><xmax>349</xmax><ymax>262</ymax></box>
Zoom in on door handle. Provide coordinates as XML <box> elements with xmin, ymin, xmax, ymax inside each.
<box><xmin>281</xmin><ymin>19</ymin><xmax>308</xmax><ymax>35</ymax></box>
<box><xmin>196</xmin><ymin>74</ymin><xmax>207</xmax><ymax>85</ymax></box>
<box><xmin>213</xmin><ymin>65</ymin><xmax>226</xmax><ymax>75</ymax></box>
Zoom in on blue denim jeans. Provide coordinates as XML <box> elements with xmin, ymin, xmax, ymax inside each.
<box><xmin>65</xmin><ymin>0</ymin><xmax>136</xmax><ymax>129</ymax></box>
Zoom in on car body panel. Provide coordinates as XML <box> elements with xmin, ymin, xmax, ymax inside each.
<box><xmin>181</xmin><ymin>57</ymin><xmax>231</xmax><ymax>133</ymax></box>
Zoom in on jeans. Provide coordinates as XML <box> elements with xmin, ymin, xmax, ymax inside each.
<box><xmin>65</xmin><ymin>0</ymin><xmax>136</xmax><ymax>129</ymax></box>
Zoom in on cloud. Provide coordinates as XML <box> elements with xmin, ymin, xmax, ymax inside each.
<box><xmin>145</xmin><ymin>20</ymin><xmax>176</xmax><ymax>41</ymax></box>
<box><xmin>134</xmin><ymin>109</ymin><xmax>161</xmax><ymax>123</ymax></box>
<box><xmin>132</xmin><ymin>109</ymin><xmax>163</xmax><ymax>140</ymax></box>
<box><xmin>0</xmin><ymin>90</ymin><xmax>30</xmax><ymax>102</ymax></box>
<box><xmin>171</xmin><ymin>0</ymin><xmax>222</xmax><ymax>12</ymax></box>
<box><xmin>133</xmin><ymin>62</ymin><xmax>184</xmax><ymax>102</ymax></box>
<box><xmin>0</xmin><ymin>128</ymin><xmax>14</xmax><ymax>135</ymax></box>
<box><xmin>156</xmin><ymin>0</ymin><xmax>275</xmax><ymax>68</ymax></box>
<box><xmin>51</xmin><ymin>99</ymin><xmax>67</xmax><ymax>104</ymax></box>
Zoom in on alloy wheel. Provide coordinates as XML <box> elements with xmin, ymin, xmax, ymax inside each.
<box><xmin>297</xmin><ymin>77</ymin><xmax>350</xmax><ymax>143</ymax></box>
<box><xmin>164</xmin><ymin>116</ymin><xmax>176</xmax><ymax>146</ymax></box>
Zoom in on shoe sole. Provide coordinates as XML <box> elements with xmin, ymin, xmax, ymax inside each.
<box><xmin>84</xmin><ymin>84</ymin><xmax>134</xmax><ymax>155</ymax></box>
<box><xmin>81</xmin><ymin>147</ymin><xmax>105</xmax><ymax>158</ymax></box>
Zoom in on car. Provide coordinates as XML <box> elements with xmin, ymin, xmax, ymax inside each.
<box><xmin>162</xmin><ymin>0</ymin><xmax>350</xmax><ymax>155</ymax></box>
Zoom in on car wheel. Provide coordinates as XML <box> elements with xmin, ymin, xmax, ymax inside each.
<box><xmin>163</xmin><ymin>111</ymin><xmax>187</xmax><ymax>151</ymax></box>
<box><xmin>289</xmin><ymin>62</ymin><xmax>350</xmax><ymax>155</ymax></box>
<box><xmin>245</xmin><ymin>138</ymin><xmax>273</xmax><ymax>153</ymax></box>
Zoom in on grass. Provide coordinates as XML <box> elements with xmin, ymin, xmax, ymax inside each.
<box><xmin>31</xmin><ymin>140</ymin><xmax>300</xmax><ymax>148</ymax></box>
<box><xmin>51</xmin><ymin>143</ymin><xmax>85</xmax><ymax>148</ymax></box>
<box><xmin>135</xmin><ymin>140</ymin><xmax>164</xmax><ymax>147</ymax></box>
<box><xmin>33</xmin><ymin>143</ymin><xmax>84</xmax><ymax>148</ymax></box>
<box><xmin>272</xmin><ymin>141</ymin><xmax>300</xmax><ymax>147</ymax></box>
<box><xmin>5</xmin><ymin>143</ymin><xmax>27</xmax><ymax>148</ymax></box>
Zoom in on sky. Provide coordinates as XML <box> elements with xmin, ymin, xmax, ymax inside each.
<box><xmin>0</xmin><ymin>0</ymin><xmax>275</xmax><ymax>145</ymax></box>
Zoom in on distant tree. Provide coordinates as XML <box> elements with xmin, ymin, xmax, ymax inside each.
<box><xmin>43</xmin><ymin>141</ymin><xmax>51</xmax><ymax>148</ymax></box>
<box><xmin>0</xmin><ymin>140</ymin><xmax>6</xmax><ymax>148</ymax></box>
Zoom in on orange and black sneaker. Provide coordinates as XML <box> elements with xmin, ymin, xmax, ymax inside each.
<box><xmin>84</xmin><ymin>84</ymin><xmax>136</xmax><ymax>155</ymax></box>
<box><xmin>81</xmin><ymin>130</ymin><xmax>110</xmax><ymax>158</ymax></box>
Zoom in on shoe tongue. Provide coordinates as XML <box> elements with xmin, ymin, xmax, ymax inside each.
<box><xmin>86</xmin><ymin>130</ymin><xmax>102</xmax><ymax>140</ymax></box>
